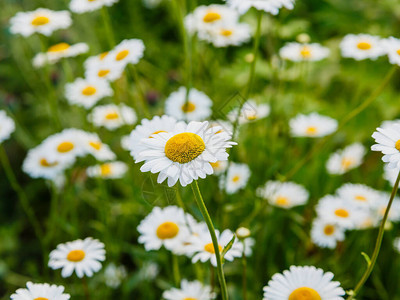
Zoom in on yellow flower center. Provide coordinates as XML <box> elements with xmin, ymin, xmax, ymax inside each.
<box><xmin>116</xmin><ymin>50</ymin><xmax>129</xmax><ymax>61</ymax></box>
<box><xmin>98</xmin><ymin>69</ymin><xmax>110</xmax><ymax>77</ymax></box>
<box><xmin>357</xmin><ymin>42</ymin><xmax>372</xmax><ymax>50</ymax></box>
<box><xmin>323</xmin><ymin>225</ymin><xmax>335</xmax><ymax>236</ymax></box>
<box><xmin>334</xmin><ymin>208</ymin><xmax>349</xmax><ymax>218</ymax></box>
<box><xmin>156</xmin><ymin>222</ymin><xmax>179</xmax><ymax>239</ymax></box>
<box><xmin>67</xmin><ymin>249</ymin><xmax>86</xmax><ymax>262</ymax></box>
<box><xmin>99</xmin><ymin>52</ymin><xmax>109</xmax><ymax>60</ymax></box>
<box><xmin>164</xmin><ymin>133</ymin><xmax>205</xmax><ymax>164</ymax></box>
<box><xmin>232</xmin><ymin>175</ymin><xmax>240</xmax><ymax>182</ymax></box>
<box><xmin>57</xmin><ymin>142</ymin><xmax>74</xmax><ymax>153</ymax></box>
<box><xmin>300</xmin><ymin>46</ymin><xmax>312</xmax><ymax>58</ymax></box>
<box><xmin>100</xmin><ymin>164</ymin><xmax>112</xmax><ymax>176</ymax></box>
<box><xmin>40</xmin><ymin>158</ymin><xmax>58</xmax><ymax>167</ymax></box>
<box><xmin>204</xmin><ymin>242</ymin><xmax>222</xmax><ymax>254</ymax></box>
<box><xmin>397</xmin><ymin>49</ymin><xmax>400</xmax><ymax>56</ymax></box>
<box><xmin>181</xmin><ymin>101</ymin><xmax>196</xmax><ymax>113</ymax></box>
<box><xmin>184</xmin><ymin>298</ymin><xmax>197</xmax><ymax>300</ymax></box>
<box><xmin>289</xmin><ymin>287</ymin><xmax>321</xmax><ymax>300</ymax></box>
<box><xmin>31</xmin><ymin>16</ymin><xmax>50</xmax><ymax>26</ymax></box>
<box><xmin>47</xmin><ymin>43</ymin><xmax>70</xmax><ymax>53</ymax></box>
<box><xmin>246</xmin><ymin>114</ymin><xmax>257</xmax><ymax>120</ymax></box>
<box><xmin>203</xmin><ymin>11</ymin><xmax>221</xmax><ymax>23</ymax></box>
<box><xmin>395</xmin><ymin>139</ymin><xmax>400</xmax><ymax>151</ymax></box>
<box><xmin>306</xmin><ymin>126</ymin><xmax>318</xmax><ymax>135</ymax></box>
<box><xmin>34</xmin><ymin>298</ymin><xmax>49</xmax><ymax>300</ymax></box>
<box><xmin>82</xmin><ymin>86</ymin><xmax>97</xmax><ymax>96</ymax></box>
<box><xmin>220</xmin><ymin>29</ymin><xmax>233</xmax><ymax>37</ymax></box>
<box><xmin>210</xmin><ymin>161</ymin><xmax>220</xmax><ymax>168</ymax></box>
<box><xmin>276</xmin><ymin>196</ymin><xmax>289</xmax><ymax>206</ymax></box>
<box><xmin>149</xmin><ymin>130</ymin><xmax>166</xmax><ymax>138</ymax></box>
<box><xmin>341</xmin><ymin>158</ymin><xmax>354</xmax><ymax>169</ymax></box>
<box><xmin>89</xmin><ymin>141</ymin><xmax>102</xmax><ymax>150</ymax></box>
<box><xmin>105</xmin><ymin>112</ymin><xmax>119</xmax><ymax>120</ymax></box>
<box><xmin>354</xmin><ymin>195</ymin><xmax>367</xmax><ymax>202</ymax></box>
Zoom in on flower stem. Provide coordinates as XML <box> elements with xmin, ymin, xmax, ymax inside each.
<box><xmin>82</xmin><ymin>277</ymin><xmax>91</xmax><ymax>300</ymax></box>
<box><xmin>348</xmin><ymin>170</ymin><xmax>400</xmax><ymax>300</ymax></box>
<box><xmin>191</xmin><ymin>181</ymin><xmax>228</xmax><ymax>300</ymax></box>
<box><xmin>242</xmin><ymin>240</ymin><xmax>248</xmax><ymax>300</ymax></box>
<box><xmin>172</xmin><ymin>253</ymin><xmax>181</xmax><ymax>286</ymax></box>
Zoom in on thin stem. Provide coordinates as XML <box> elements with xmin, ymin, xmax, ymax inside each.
<box><xmin>82</xmin><ymin>277</ymin><xmax>91</xmax><ymax>300</ymax></box>
<box><xmin>172</xmin><ymin>254</ymin><xmax>181</xmax><ymax>286</ymax></box>
<box><xmin>348</xmin><ymin>170</ymin><xmax>400</xmax><ymax>300</ymax></box>
<box><xmin>191</xmin><ymin>181</ymin><xmax>228</xmax><ymax>300</ymax></box>
<box><xmin>101</xmin><ymin>7</ymin><xmax>115</xmax><ymax>48</ymax></box>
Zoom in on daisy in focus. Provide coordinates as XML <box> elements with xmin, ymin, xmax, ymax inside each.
<box><xmin>70</xmin><ymin>0</ymin><xmax>119</xmax><ymax>13</ymax></box>
<box><xmin>221</xmin><ymin>162</ymin><xmax>251</xmax><ymax>194</ymax></box>
<box><xmin>89</xmin><ymin>104</ymin><xmax>137</xmax><ymax>130</ymax></box>
<box><xmin>48</xmin><ymin>237</ymin><xmax>106</xmax><ymax>278</ymax></box>
<box><xmin>263</xmin><ymin>265</ymin><xmax>345</xmax><ymax>300</ymax></box>
<box><xmin>257</xmin><ymin>181</ymin><xmax>309</xmax><ymax>209</ymax></box>
<box><xmin>371</xmin><ymin>122</ymin><xmax>400</xmax><ymax>169</ymax></box>
<box><xmin>87</xmin><ymin>161</ymin><xmax>128</xmax><ymax>179</ymax></box>
<box><xmin>340</xmin><ymin>34</ymin><xmax>385</xmax><ymax>61</ymax></box>
<box><xmin>311</xmin><ymin>218</ymin><xmax>345</xmax><ymax>249</ymax></box>
<box><xmin>0</xmin><ymin>110</ymin><xmax>15</xmax><ymax>143</ymax></box>
<box><xmin>326</xmin><ymin>143</ymin><xmax>366</xmax><ymax>175</ymax></box>
<box><xmin>163</xmin><ymin>279</ymin><xmax>215</xmax><ymax>300</ymax></box>
<box><xmin>279</xmin><ymin>42</ymin><xmax>330</xmax><ymax>62</ymax></box>
<box><xmin>289</xmin><ymin>112</ymin><xmax>338</xmax><ymax>138</ymax></box>
<box><xmin>11</xmin><ymin>282</ymin><xmax>70</xmax><ymax>300</ymax></box>
<box><xmin>9</xmin><ymin>8</ymin><xmax>72</xmax><ymax>37</ymax></box>
<box><xmin>33</xmin><ymin>42</ymin><xmax>89</xmax><ymax>68</ymax></box>
<box><xmin>228</xmin><ymin>100</ymin><xmax>270</xmax><ymax>124</ymax></box>
<box><xmin>165</xmin><ymin>87</ymin><xmax>213</xmax><ymax>121</ymax></box>
<box><xmin>108</xmin><ymin>39</ymin><xmax>145</xmax><ymax>67</ymax></box>
<box><xmin>225</xmin><ymin>0</ymin><xmax>295</xmax><ymax>15</ymax></box>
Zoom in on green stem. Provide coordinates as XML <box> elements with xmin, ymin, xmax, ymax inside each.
<box><xmin>191</xmin><ymin>181</ymin><xmax>228</xmax><ymax>300</ymax></box>
<box><xmin>82</xmin><ymin>277</ymin><xmax>91</xmax><ymax>300</ymax></box>
<box><xmin>172</xmin><ymin>254</ymin><xmax>181</xmax><ymax>286</ymax></box>
<box><xmin>242</xmin><ymin>240</ymin><xmax>248</xmax><ymax>300</ymax></box>
<box><xmin>348</xmin><ymin>170</ymin><xmax>400</xmax><ymax>300</ymax></box>
<box><xmin>101</xmin><ymin>7</ymin><xmax>115</xmax><ymax>48</ymax></box>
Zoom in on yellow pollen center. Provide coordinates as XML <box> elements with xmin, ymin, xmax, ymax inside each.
<box><xmin>31</xmin><ymin>16</ymin><xmax>50</xmax><ymax>26</ymax></box>
<box><xmin>181</xmin><ymin>101</ymin><xmax>196</xmax><ymax>113</ymax></box>
<box><xmin>276</xmin><ymin>196</ymin><xmax>289</xmax><ymax>206</ymax></box>
<box><xmin>220</xmin><ymin>29</ymin><xmax>233</xmax><ymax>37</ymax></box>
<box><xmin>395</xmin><ymin>140</ymin><xmax>400</xmax><ymax>151</ymax></box>
<box><xmin>210</xmin><ymin>161</ymin><xmax>220</xmax><ymax>168</ymax></box>
<box><xmin>289</xmin><ymin>287</ymin><xmax>321</xmax><ymax>300</ymax></box>
<box><xmin>164</xmin><ymin>133</ymin><xmax>205</xmax><ymax>164</ymax></box>
<box><xmin>100</xmin><ymin>164</ymin><xmax>112</xmax><ymax>176</ymax></box>
<box><xmin>323</xmin><ymin>225</ymin><xmax>335</xmax><ymax>236</ymax></box>
<box><xmin>67</xmin><ymin>250</ymin><xmax>86</xmax><ymax>262</ymax></box>
<box><xmin>34</xmin><ymin>298</ymin><xmax>49</xmax><ymax>300</ymax></box>
<box><xmin>203</xmin><ymin>11</ymin><xmax>221</xmax><ymax>23</ymax></box>
<box><xmin>99</xmin><ymin>52</ymin><xmax>109</xmax><ymax>60</ymax></box>
<box><xmin>89</xmin><ymin>141</ymin><xmax>102</xmax><ymax>150</ymax></box>
<box><xmin>105</xmin><ymin>112</ymin><xmax>119</xmax><ymax>120</ymax></box>
<box><xmin>397</xmin><ymin>49</ymin><xmax>400</xmax><ymax>56</ymax></box>
<box><xmin>357</xmin><ymin>42</ymin><xmax>372</xmax><ymax>50</ymax></box>
<box><xmin>47</xmin><ymin>43</ymin><xmax>70</xmax><ymax>52</ymax></box>
<box><xmin>246</xmin><ymin>114</ymin><xmax>257</xmax><ymax>120</ymax></box>
<box><xmin>40</xmin><ymin>158</ymin><xmax>58</xmax><ymax>167</ymax></box>
<box><xmin>204</xmin><ymin>243</ymin><xmax>222</xmax><ymax>254</ymax></box>
<box><xmin>184</xmin><ymin>298</ymin><xmax>197</xmax><ymax>300</ymax></box>
<box><xmin>232</xmin><ymin>175</ymin><xmax>240</xmax><ymax>182</ymax></box>
<box><xmin>300</xmin><ymin>46</ymin><xmax>312</xmax><ymax>58</ymax></box>
<box><xmin>116</xmin><ymin>50</ymin><xmax>129</xmax><ymax>61</ymax></box>
<box><xmin>334</xmin><ymin>208</ymin><xmax>349</xmax><ymax>218</ymax></box>
<box><xmin>341</xmin><ymin>158</ymin><xmax>354</xmax><ymax>169</ymax></box>
<box><xmin>156</xmin><ymin>222</ymin><xmax>179</xmax><ymax>239</ymax></box>
<box><xmin>149</xmin><ymin>130</ymin><xmax>166</xmax><ymax>138</ymax></box>
<box><xmin>82</xmin><ymin>86</ymin><xmax>97</xmax><ymax>96</ymax></box>
<box><xmin>57</xmin><ymin>142</ymin><xmax>74</xmax><ymax>153</ymax></box>
<box><xmin>355</xmin><ymin>195</ymin><xmax>367</xmax><ymax>202</ymax></box>
<box><xmin>98</xmin><ymin>69</ymin><xmax>110</xmax><ymax>77</ymax></box>
<box><xmin>306</xmin><ymin>126</ymin><xmax>318</xmax><ymax>135</ymax></box>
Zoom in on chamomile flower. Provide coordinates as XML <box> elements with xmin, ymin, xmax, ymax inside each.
<box><xmin>209</xmin><ymin>120</ymin><xmax>234</xmax><ymax>137</ymax></box>
<box><xmin>89</xmin><ymin>104</ymin><xmax>137</xmax><ymax>130</ymax></box>
<box><xmin>0</xmin><ymin>110</ymin><xmax>15</xmax><ymax>143</ymax></box>
<box><xmin>33</xmin><ymin>42</ymin><xmax>89</xmax><ymax>68</ymax></box>
<box><xmin>201</xmin><ymin>23</ymin><xmax>251</xmax><ymax>48</ymax></box>
<box><xmin>163</xmin><ymin>279</ymin><xmax>216</xmax><ymax>300</ymax></box>
<box><xmin>340</xmin><ymin>34</ymin><xmax>385</xmax><ymax>61</ymax></box>
<box><xmin>87</xmin><ymin>161</ymin><xmax>128</xmax><ymax>179</ymax></box>
<box><xmin>373</xmin><ymin>193</ymin><xmax>400</xmax><ymax>223</ymax></box>
<box><xmin>136</xmin><ymin>121</ymin><xmax>236</xmax><ymax>187</ymax></box>
<box><xmin>382</xmin><ymin>37</ymin><xmax>400</xmax><ymax>66</ymax></box>
<box><xmin>263</xmin><ymin>265</ymin><xmax>345</xmax><ymax>300</ymax></box>
<box><xmin>137</xmin><ymin>206</ymin><xmax>190</xmax><ymax>252</ymax></box>
<box><xmin>127</xmin><ymin>115</ymin><xmax>178</xmax><ymax>160</ymax></box>
<box><xmin>70</xmin><ymin>0</ymin><xmax>119</xmax><ymax>13</ymax></box>
<box><xmin>228</xmin><ymin>100</ymin><xmax>270</xmax><ymax>124</ymax></box>
<box><xmin>49</xmin><ymin>237</ymin><xmax>106</xmax><ymax>278</ymax></box>
<box><xmin>210</xmin><ymin>160</ymin><xmax>229</xmax><ymax>175</ymax></box>
<box><xmin>65</xmin><ymin>77</ymin><xmax>113</xmax><ymax>109</ymax></box>
<box><xmin>371</xmin><ymin>123</ymin><xmax>400</xmax><ymax>168</ymax></box>
<box><xmin>11</xmin><ymin>282</ymin><xmax>70</xmax><ymax>300</ymax></box>
<box><xmin>383</xmin><ymin>164</ymin><xmax>400</xmax><ymax>186</ymax></box>
<box><xmin>225</xmin><ymin>0</ymin><xmax>295</xmax><ymax>15</ymax></box>
<box><xmin>108</xmin><ymin>39</ymin><xmax>145</xmax><ymax>67</ymax></box>
<box><xmin>9</xmin><ymin>8</ymin><xmax>72</xmax><ymax>37</ymax></box>
<box><xmin>103</xmin><ymin>264</ymin><xmax>127</xmax><ymax>288</ymax></box>
<box><xmin>279</xmin><ymin>42</ymin><xmax>330</xmax><ymax>62</ymax></box>
<box><xmin>289</xmin><ymin>112</ymin><xmax>338</xmax><ymax>138</ymax></box>
<box><xmin>336</xmin><ymin>183</ymin><xmax>380</xmax><ymax>208</ymax></box>
<box><xmin>165</xmin><ymin>87</ymin><xmax>213</xmax><ymax>121</ymax></box>
<box><xmin>222</xmin><ymin>162</ymin><xmax>251</xmax><ymax>194</ymax></box>
<box><xmin>85</xmin><ymin>54</ymin><xmax>124</xmax><ymax>82</ymax></box>
<box><xmin>326</xmin><ymin>143</ymin><xmax>366</xmax><ymax>175</ymax></box>
<box><xmin>311</xmin><ymin>218</ymin><xmax>345</xmax><ymax>249</ymax></box>
<box><xmin>80</xmin><ymin>132</ymin><xmax>116</xmax><ymax>161</ymax></box>
<box><xmin>257</xmin><ymin>181</ymin><xmax>309</xmax><ymax>209</ymax></box>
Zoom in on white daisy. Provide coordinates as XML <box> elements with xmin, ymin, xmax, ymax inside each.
<box><xmin>33</xmin><ymin>42</ymin><xmax>89</xmax><ymax>68</ymax></box>
<box><xmin>80</xmin><ymin>132</ymin><xmax>116</xmax><ymax>161</ymax></box>
<box><xmin>165</xmin><ymin>87</ymin><xmax>213</xmax><ymax>121</ymax></box>
<box><xmin>225</xmin><ymin>0</ymin><xmax>295</xmax><ymax>15</ymax></box>
<box><xmin>311</xmin><ymin>218</ymin><xmax>345</xmax><ymax>249</ymax></box>
<box><xmin>0</xmin><ymin>110</ymin><xmax>15</xmax><ymax>143</ymax></box>
<box><xmin>9</xmin><ymin>8</ymin><xmax>72</xmax><ymax>37</ymax></box>
<box><xmin>326</xmin><ymin>143</ymin><xmax>366</xmax><ymax>175</ymax></box>
<box><xmin>383</xmin><ymin>164</ymin><xmax>400</xmax><ymax>186</ymax></box>
<box><xmin>289</xmin><ymin>112</ymin><xmax>338</xmax><ymax>138</ymax></box>
<box><xmin>228</xmin><ymin>100</ymin><xmax>270</xmax><ymax>125</ymax></box>
<box><xmin>209</xmin><ymin>120</ymin><xmax>234</xmax><ymax>137</ymax></box>
<box><xmin>87</xmin><ymin>161</ymin><xmax>128</xmax><ymax>179</ymax></box>
<box><xmin>70</xmin><ymin>0</ymin><xmax>119</xmax><ymax>13</ymax></box>
<box><xmin>135</xmin><ymin>121</ymin><xmax>236</xmax><ymax>187</ymax></box>
<box><xmin>108</xmin><ymin>39</ymin><xmax>145</xmax><ymax>67</ymax></box>
<box><xmin>103</xmin><ymin>263</ymin><xmax>127</xmax><ymax>288</ymax></box>
<box><xmin>88</xmin><ymin>104</ymin><xmax>137</xmax><ymax>130</ymax></box>
<box><xmin>65</xmin><ymin>77</ymin><xmax>113</xmax><ymax>109</ymax></box>
<box><xmin>382</xmin><ymin>37</ymin><xmax>400</xmax><ymax>66</ymax></box>
<box><xmin>163</xmin><ymin>279</ymin><xmax>216</xmax><ymax>300</ymax></box>
<box><xmin>372</xmin><ymin>192</ymin><xmax>400</xmax><ymax>223</ymax></box>
<box><xmin>340</xmin><ymin>34</ymin><xmax>386</xmax><ymax>61</ymax></box>
<box><xmin>257</xmin><ymin>180</ymin><xmax>309</xmax><ymax>209</ymax></box>
<box><xmin>336</xmin><ymin>183</ymin><xmax>381</xmax><ymax>209</ymax></box>
<box><xmin>279</xmin><ymin>42</ymin><xmax>330</xmax><ymax>62</ymax></box>
<box><xmin>263</xmin><ymin>265</ymin><xmax>345</xmax><ymax>300</ymax></box>
<box><xmin>371</xmin><ymin>123</ymin><xmax>400</xmax><ymax>168</ymax></box>
<box><xmin>48</xmin><ymin>237</ymin><xmax>106</xmax><ymax>278</ymax></box>
<box><xmin>11</xmin><ymin>282</ymin><xmax>70</xmax><ymax>300</ymax></box>
<box><xmin>380</xmin><ymin>119</ymin><xmax>400</xmax><ymax>130</ymax></box>
<box><xmin>84</xmin><ymin>54</ymin><xmax>124</xmax><ymax>82</ymax></box>
<box><xmin>221</xmin><ymin>162</ymin><xmax>251</xmax><ymax>194</ymax></box>
<box><xmin>210</xmin><ymin>160</ymin><xmax>229</xmax><ymax>175</ymax></box>
<box><xmin>200</xmin><ymin>22</ymin><xmax>251</xmax><ymax>48</ymax></box>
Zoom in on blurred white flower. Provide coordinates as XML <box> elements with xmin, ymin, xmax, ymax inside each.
<box><xmin>70</xmin><ymin>0</ymin><xmax>119</xmax><ymax>13</ymax></box>
<box><xmin>225</xmin><ymin>0</ymin><xmax>295</xmax><ymax>15</ymax></box>
<box><xmin>0</xmin><ymin>110</ymin><xmax>15</xmax><ymax>143</ymax></box>
<box><xmin>228</xmin><ymin>100</ymin><xmax>270</xmax><ymax>125</ymax></box>
<box><xmin>326</xmin><ymin>143</ymin><xmax>366</xmax><ymax>175</ymax></box>
<box><xmin>289</xmin><ymin>112</ymin><xmax>338</xmax><ymax>138</ymax></box>
<box><xmin>87</xmin><ymin>161</ymin><xmax>128</xmax><ymax>179</ymax></box>
<box><xmin>88</xmin><ymin>104</ymin><xmax>137</xmax><ymax>130</ymax></box>
<box><xmin>163</xmin><ymin>279</ymin><xmax>216</xmax><ymax>300</ymax></box>
<box><xmin>11</xmin><ymin>282</ymin><xmax>70</xmax><ymax>300</ymax></box>
<box><xmin>103</xmin><ymin>263</ymin><xmax>127</xmax><ymax>288</ymax></box>
<box><xmin>33</xmin><ymin>42</ymin><xmax>89</xmax><ymax>68</ymax></box>
<box><xmin>221</xmin><ymin>162</ymin><xmax>251</xmax><ymax>194</ymax></box>
<box><xmin>311</xmin><ymin>218</ymin><xmax>345</xmax><ymax>249</ymax></box>
<box><xmin>108</xmin><ymin>39</ymin><xmax>145</xmax><ymax>68</ymax></box>
<box><xmin>280</xmin><ymin>42</ymin><xmax>330</xmax><ymax>62</ymax></box>
<box><xmin>340</xmin><ymin>34</ymin><xmax>386</xmax><ymax>61</ymax></box>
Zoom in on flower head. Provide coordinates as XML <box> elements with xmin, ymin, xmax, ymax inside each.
<box><xmin>33</xmin><ymin>42</ymin><xmax>89</xmax><ymax>68</ymax></box>
<box><xmin>326</xmin><ymin>143</ymin><xmax>366</xmax><ymax>175</ymax></box>
<box><xmin>11</xmin><ymin>282</ymin><xmax>70</xmax><ymax>300</ymax></box>
<box><xmin>70</xmin><ymin>0</ymin><xmax>119</xmax><ymax>13</ymax></box>
<box><xmin>88</xmin><ymin>104</ymin><xmax>137</xmax><ymax>130</ymax></box>
<box><xmin>280</xmin><ymin>42</ymin><xmax>330</xmax><ymax>62</ymax></box>
<box><xmin>87</xmin><ymin>161</ymin><xmax>128</xmax><ymax>179</ymax></box>
<box><xmin>163</xmin><ymin>279</ymin><xmax>216</xmax><ymax>300</ymax></box>
<box><xmin>340</xmin><ymin>34</ymin><xmax>385</xmax><ymax>61</ymax></box>
<box><xmin>225</xmin><ymin>0</ymin><xmax>295</xmax><ymax>15</ymax></box>
<box><xmin>257</xmin><ymin>181</ymin><xmax>309</xmax><ymax>209</ymax></box>
<box><xmin>371</xmin><ymin>122</ymin><xmax>400</xmax><ymax>168</ymax></box>
<box><xmin>290</xmin><ymin>112</ymin><xmax>338</xmax><ymax>138</ymax></box>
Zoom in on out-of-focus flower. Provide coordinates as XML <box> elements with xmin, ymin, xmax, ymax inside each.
<box><xmin>33</xmin><ymin>43</ymin><xmax>89</xmax><ymax>68</ymax></box>
<box><xmin>280</xmin><ymin>42</ymin><xmax>330</xmax><ymax>62</ymax></box>
<box><xmin>257</xmin><ymin>181</ymin><xmax>309</xmax><ymax>209</ymax></box>
<box><xmin>225</xmin><ymin>0</ymin><xmax>295</xmax><ymax>15</ymax></box>
<box><xmin>221</xmin><ymin>162</ymin><xmax>251</xmax><ymax>194</ymax></box>
<box><xmin>163</xmin><ymin>279</ymin><xmax>216</xmax><ymax>300</ymax></box>
<box><xmin>0</xmin><ymin>110</ymin><xmax>15</xmax><ymax>143</ymax></box>
<box><xmin>103</xmin><ymin>263</ymin><xmax>127</xmax><ymax>288</ymax></box>
<box><xmin>11</xmin><ymin>282</ymin><xmax>70</xmax><ymax>300</ymax></box>
<box><xmin>88</xmin><ymin>104</ymin><xmax>137</xmax><ymax>130</ymax></box>
<box><xmin>228</xmin><ymin>100</ymin><xmax>270</xmax><ymax>125</ymax></box>
<box><xmin>289</xmin><ymin>112</ymin><xmax>338</xmax><ymax>138</ymax></box>
<box><xmin>311</xmin><ymin>218</ymin><xmax>345</xmax><ymax>249</ymax></box>
<box><xmin>340</xmin><ymin>34</ymin><xmax>385</xmax><ymax>61</ymax></box>
<box><xmin>70</xmin><ymin>0</ymin><xmax>119</xmax><ymax>13</ymax></box>
<box><xmin>87</xmin><ymin>161</ymin><xmax>128</xmax><ymax>179</ymax></box>
<box><xmin>326</xmin><ymin>143</ymin><xmax>366</xmax><ymax>175</ymax></box>
<box><xmin>108</xmin><ymin>39</ymin><xmax>145</xmax><ymax>68</ymax></box>
<box><xmin>85</xmin><ymin>54</ymin><xmax>124</xmax><ymax>82</ymax></box>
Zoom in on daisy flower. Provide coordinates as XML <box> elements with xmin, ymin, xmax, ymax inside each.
<box><xmin>65</xmin><ymin>77</ymin><xmax>113</xmax><ymax>109</ymax></box>
<box><xmin>0</xmin><ymin>110</ymin><xmax>15</xmax><ymax>143</ymax></box>
<box><xmin>336</xmin><ymin>183</ymin><xmax>380</xmax><ymax>208</ymax></box>
<box><xmin>225</xmin><ymin>0</ymin><xmax>295</xmax><ymax>15</ymax></box>
<box><xmin>210</xmin><ymin>160</ymin><xmax>229</xmax><ymax>175</ymax></box>
<box><xmin>137</xmin><ymin>206</ymin><xmax>191</xmax><ymax>252</ymax></box>
<box><xmin>108</xmin><ymin>39</ymin><xmax>145</xmax><ymax>67</ymax></box>
<box><xmin>289</xmin><ymin>112</ymin><xmax>338</xmax><ymax>138</ymax></box>
<box><xmin>311</xmin><ymin>218</ymin><xmax>345</xmax><ymax>249</ymax></box>
<box><xmin>257</xmin><ymin>181</ymin><xmax>309</xmax><ymax>209</ymax></box>
<box><xmin>103</xmin><ymin>263</ymin><xmax>127</xmax><ymax>288</ymax></box>
<box><xmin>326</xmin><ymin>143</ymin><xmax>366</xmax><ymax>175</ymax></box>
<box><xmin>33</xmin><ymin>42</ymin><xmax>89</xmax><ymax>68</ymax></box>
<box><xmin>228</xmin><ymin>100</ymin><xmax>270</xmax><ymax>125</ymax></box>
<box><xmin>279</xmin><ymin>42</ymin><xmax>330</xmax><ymax>62</ymax></box>
<box><xmin>263</xmin><ymin>265</ymin><xmax>345</xmax><ymax>300</ymax></box>
<box><xmin>135</xmin><ymin>121</ymin><xmax>236</xmax><ymax>187</ymax></box>
<box><xmin>383</xmin><ymin>164</ymin><xmax>400</xmax><ymax>186</ymax></box>
<box><xmin>11</xmin><ymin>282</ymin><xmax>70</xmax><ymax>300</ymax></box>
<box><xmin>80</xmin><ymin>132</ymin><xmax>116</xmax><ymax>161</ymax></box>
<box><xmin>165</xmin><ymin>87</ymin><xmax>213</xmax><ymax>121</ymax></box>
<box><xmin>49</xmin><ymin>237</ymin><xmax>106</xmax><ymax>278</ymax></box>
<box><xmin>372</xmin><ymin>192</ymin><xmax>400</xmax><ymax>223</ymax></box>
<box><xmin>340</xmin><ymin>34</ymin><xmax>386</xmax><ymax>61</ymax></box>
<box><xmin>85</xmin><ymin>54</ymin><xmax>124</xmax><ymax>82</ymax></box>
<box><xmin>221</xmin><ymin>162</ymin><xmax>251</xmax><ymax>194</ymax></box>
<box><xmin>200</xmin><ymin>22</ymin><xmax>251</xmax><ymax>48</ymax></box>
<box><xmin>382</xmin><ymin>37</ymin><xmax>400</xmax><ymax>66</ymax></box>
<box><xmin>88</xmin><ymin>104</ymin><xmax>137</xmax><ymax>130</ymax></box>
<box><xmin>163</xmin><ymin>279</ymin><xmax>216</xmax><ymax>300</ymax></box>
<box><xmin>10</xmin><ymin>8</ymin><xmax>72</xmax><ymax>37</ymax></box>
<box><xmin>70</xmin><ymin>0</ymin><xmax>119</xmax><ymax>13</ymax></box>
<box><xmin>87</xmin><ymin>161</ymin><xmax>128</xmax><ymax>179</ymax></box>
<box><xmin>209</xmin><ymin>120</ymin><xmax>234</xmax><ymax>137</ymax></box>
<box><xmin>371</xmin><ymin>122</ymin><xmax>400</xmax><ymax>168</ymax></box>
